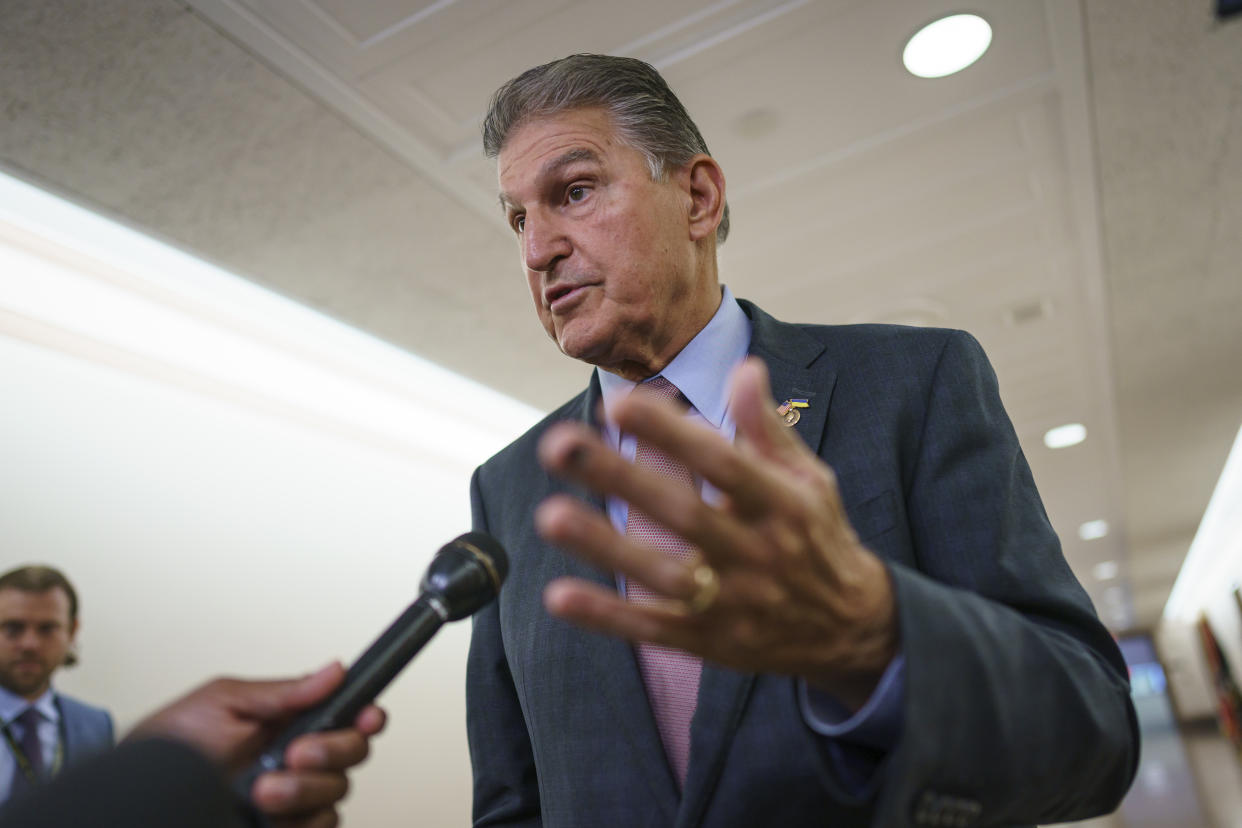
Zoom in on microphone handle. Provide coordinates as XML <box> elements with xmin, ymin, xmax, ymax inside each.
<box><xmin>232</xmin><ymin>593</ymin><xmax>446</xmax><ymax>803</ymax></box>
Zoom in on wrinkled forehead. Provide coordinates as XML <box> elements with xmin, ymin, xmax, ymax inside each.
<box><xmin>496</xmin><ymin>108</ymin><xmax>626</xmax><ymax>205</ymax></box>
<box><xmin>500</xmin><ymin>105</ymin><xmax>621</xmax><ymax>154</ymax></box>
<box><xmin>498</xmin><ymin>108</ymin><xmax>618</xmax><ymax>167</ymax></box>
<box><xmin>498</xmin><ymin>146</ymin><xmax>603</xmax><ymax>213</ymax></box>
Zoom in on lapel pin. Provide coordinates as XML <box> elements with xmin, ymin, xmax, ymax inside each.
<box><xmin>776</xmin><ymin>398</ymin><xmax>809</xmax><ymax>427</ymax></box>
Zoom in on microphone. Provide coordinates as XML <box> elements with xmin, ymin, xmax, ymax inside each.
<box><xmin>233</xmin><ymin>531</ymin><xmax>507</xmax><ymax>804</ymax></box>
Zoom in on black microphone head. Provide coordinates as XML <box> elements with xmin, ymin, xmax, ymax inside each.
<box><xmin>420</xmin><ymin>532</ymin><xmax>509</xmax><ymax>621</ymax></box>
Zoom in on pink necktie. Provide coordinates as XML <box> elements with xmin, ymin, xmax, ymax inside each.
<box><xmin>625</xmin><ymin>376</ymin><xmax>702</xmax><ymax>788</ymax></box>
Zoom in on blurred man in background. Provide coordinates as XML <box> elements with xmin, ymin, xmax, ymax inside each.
<box><xmin>0</xmin><ymin>564</ymin><xmax>112</xmax><ymax>805</ymax></box>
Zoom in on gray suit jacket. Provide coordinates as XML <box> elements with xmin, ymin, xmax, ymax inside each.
<box><xmin>466</xmin><ymin>301</ymin><xmax>1138</xmax><ymax>827</ymax></box>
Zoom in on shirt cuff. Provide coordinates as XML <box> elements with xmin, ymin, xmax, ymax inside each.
<box><xmin>799</xmin><ymin>653</ymin><xmax>905</xmax><ymax>749</ymax></box>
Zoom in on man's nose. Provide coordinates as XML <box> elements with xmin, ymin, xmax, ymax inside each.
<box><xmin>522</xmin><ymin>213</ymin><xmax>571</xmax><ymax>273</ymax></box>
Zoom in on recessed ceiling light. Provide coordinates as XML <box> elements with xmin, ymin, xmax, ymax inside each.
<box><xmin>903</xmin><ymin>14</ymin><xmax>993</xmax><ymax>79</ymax></box>
<box><xmin>1079</xmin><ymin>520</ymin><xmax>1109</xmax><ymax>541</ymax></box>
<box><xmin>1044</xmin><ymin>423</ymin><xmax>1087</xmax><ymax>449</ymax></box>
<box><xmin>1093</xmin><ymin>561</ymin><xmax>1119</xmax><ymax>581</ymax></box>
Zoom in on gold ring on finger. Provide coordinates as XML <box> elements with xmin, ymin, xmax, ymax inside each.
<box><xmin>686</xmin><ymin>564</ymin><xmax>720</xmax><ymax>614</ymax></box>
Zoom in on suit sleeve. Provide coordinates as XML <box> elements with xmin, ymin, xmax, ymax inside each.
<box><xmin>466</xmin><ymin>466</ymin><xmax>543</xmax><ymax>828</ymax></box>
<box><xmin>873</xmin><ymin>331</ymin><xmax>1139</xmax><ymax>826</ymax></box>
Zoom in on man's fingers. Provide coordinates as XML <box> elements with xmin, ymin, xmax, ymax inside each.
<box><xmin>226</xmin><ymin>662</ymin><xmax>347</xmax><ymax>721</ymax></box>
<box><xmin>728</xmin><ymin>358</ymin><xmax>860</xmax><ymax>544</ymax></box>
<box><xmin>353</xmin><ymin>704</ymin><xmax>387</xmax><ymax>737</ymax></box>
<box><xmin>538</xmin><ymin>421</ymin><xmax>758</xmax><ymax>564</ymax></box>
<box><xmin>536</xmin><ymin>419</ymin><xmax>696</xmax><ymax>514</ymax></box>
<box><xmin>610</xmin><ymin>390</ymin><xmax>794</xmax><ymax>521</ymax></box>
<box><xmin>535</xmin><ymin>495</ymin><xmax>699</xmax><ymax>599</ymax></box>
<box><xmin>607</xmin><ymin>359</ymin><xmax>816</xmax><ymax>519</ymax></box>
<box><xmin>252</xmin><ymin>770</ymin><xmax>349</xmax><ymax>816</ymax></box>
<box><xmin>284</xmin><ymin>728</ymin><xmax>370</xmax><ymax>772</ymax></box>
<box><xmin>276</xmin><ymin>662</ymin><xmax>348</xmax><ymax>711</ymax></box>
<box><xmin>728</xmin><ymin>358</ymin><xmax>807</xmax><ymax>465</ymax></box>
<box><xmin>543</xmin><ymin>578</ymin><xmax>703</xmax><ymax>649</ymax></box>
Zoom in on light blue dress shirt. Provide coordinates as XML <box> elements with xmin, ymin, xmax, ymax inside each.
<box><xmin>595</xmin><ymin>285</ymin><xmax>905</xmax><ymax>792</ymax></box>
<box><xmin>0</xmin><ymin>684</ymin><xmax>61</xmax><ymax>803</ymax></box>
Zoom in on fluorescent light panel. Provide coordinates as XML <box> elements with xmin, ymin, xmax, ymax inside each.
<box><xmin>1164</xmin><ymin>423</ymin><xmax>1242</xmax><ymax>623</ymax></box>
<box><xmin>0</xmin><ymin>170</ymin><xmax>543</xmax><ymax>468</ymax></box>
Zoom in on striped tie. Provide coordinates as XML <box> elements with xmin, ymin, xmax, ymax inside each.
<box><xmin>624</xmin><ymin>376</ymin><xmax>702</xmax><ymax>788</ymax></box>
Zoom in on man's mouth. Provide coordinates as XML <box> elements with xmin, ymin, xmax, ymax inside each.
<box><xmin>545</xmin><ymin>282</ymin><xmax>595</xmax><ymax>312</ymax></box>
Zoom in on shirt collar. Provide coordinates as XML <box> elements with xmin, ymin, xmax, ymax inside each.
<box><xmin>597</xmin><ymin>285</ymin><xmax>752</xmax><ymax>427</ymax></box>
<box><xmin>0</xmin><ymin>684</ymin><xmax>58</xmax><ymax>727</ymax></box>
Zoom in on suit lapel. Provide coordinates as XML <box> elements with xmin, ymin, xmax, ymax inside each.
<box><xmin>53</xmin><ymin>697</ymin><xmax>78</xmax><ymax>764</ymax></box>
<box><xmin>676</xmin><ymin>302</ymin><xmax>838</xmax><ymax>826</ymax></box>
<box><xmin>740</xmin><ymin>300</ymin><xmax>837</xmax><ymax>457</ymax></box>
<box><xmin>677</xmin><ymin>664</ymin><xmax>753</xmax><ymax>827</ymax></box>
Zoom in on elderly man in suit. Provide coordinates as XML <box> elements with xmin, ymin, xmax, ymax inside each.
<box><xmin>466</xmin><ymin>54</ymin><xmax>1138</xmax><ymax>827</ymax></box>
<box><xmin>0</xmin><ymin>565</ymin><xmax>112</xmax><ymax>805</ymax></box>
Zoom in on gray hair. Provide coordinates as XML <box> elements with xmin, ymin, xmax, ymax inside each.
<box><xmin>483</xmin><ymin>54</ymin><xmax>730</xmax><ymax>243</ymax></box>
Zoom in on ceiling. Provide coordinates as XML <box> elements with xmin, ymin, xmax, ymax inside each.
<box><xmin>1</xmin><ymin>0</ymin><xmax>1239</xmax><ymax>632</ymax></box>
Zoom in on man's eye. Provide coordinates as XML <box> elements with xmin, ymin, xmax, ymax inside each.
<box><xmin>567</xmin><ymin>185</ymin><xmax>588</xmax><ymax>203</ymax></box>
<box><xmin>513</xmin><ymin>215</ymin><xmax>525</xmax><ymax>233</ymax></box>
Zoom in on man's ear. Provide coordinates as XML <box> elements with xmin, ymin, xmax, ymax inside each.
<box><xmin>684</xmin><ymin>155</ymin><xmax>726</xmax><ymax>242</ymax></box>
<box><xmin>64</xmin><ymin>617</ymin><xmax>80</xmax><ymax>667</ymax></box>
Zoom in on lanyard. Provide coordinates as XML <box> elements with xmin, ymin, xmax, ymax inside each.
<box><xmin>1</xmin><ymin>717</ymin><xmax>64</xmax><ymax>783</ymax></box>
